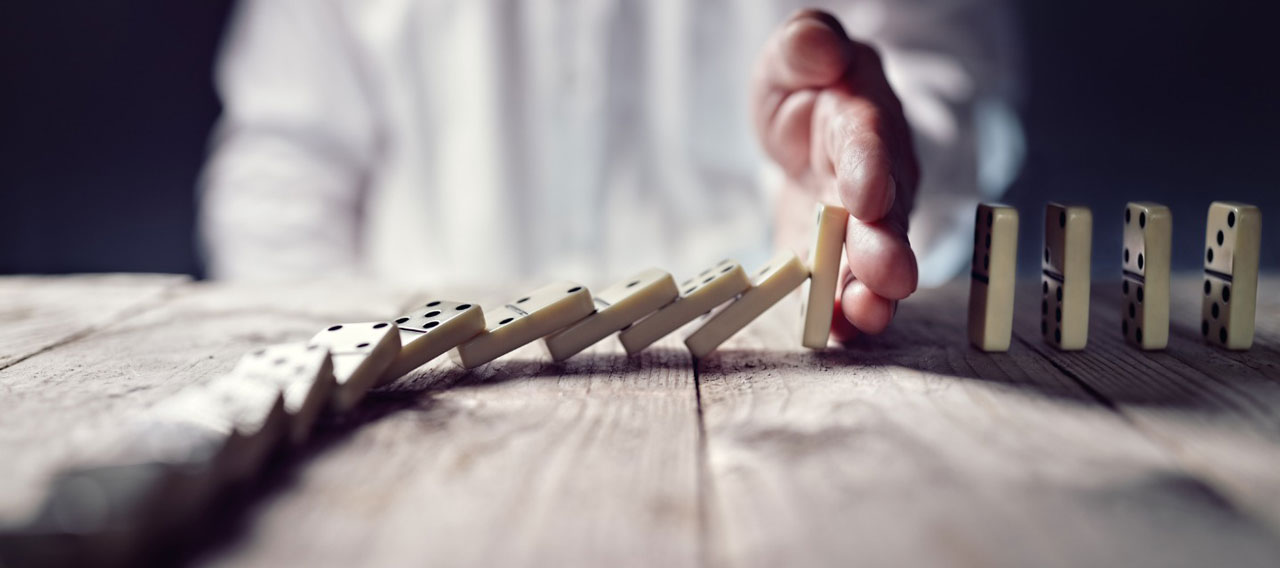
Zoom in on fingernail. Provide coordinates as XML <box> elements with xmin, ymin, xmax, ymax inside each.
<box><xmin>880</xmin><ymin>176</ymin><xmax>897</xmax><ymax>218</ymax></box>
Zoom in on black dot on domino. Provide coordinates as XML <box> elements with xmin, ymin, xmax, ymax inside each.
<box><xmin>1217</xmin><ymin>230</ymin><xmax>1224</xmax><ymax>246</ymax></box>
<box><xmin>1137</xmin><ymin>253</ymin><xmax>1144</xmax><ymax>269</ymax></box>
<box><xmin>356</xmin><ymin>342</ymin><xmax>370</xmax><ymax>349</ymax></box>
<box><xmin>395</xmin><ymin>317</ymin><xmax>409</xmax><ymax>324</ymax></box>
<box><xmin>1228</xmin><ymin>211</ymin><xmax>1236</xmax><ymax>227</ymax></box>
<box><xmin>1056</xmin><ymin>287</ymin><xmax>1063</xmax><ymax>302</ymax></box>
<box><xmin>1211</xmin><ymin>302</ymin><xmax>1220</xmax><ymax>318</ymax></box>
<box><xmin>1042</xmin><ymin>281</ymin><xmax>1049</xmax><ymax>296</ymax></box>
<box><xmin>758</xmin><ymin>266</ymin><xmax>771</xmax><ymax>275</ymax></box>
<box><xmin>499</xmin><ymin>317</ymin><xmax>514</xmax><ymax>325</ymax></box>
<box><xmin>1124</xmin><ymin>248</ymin><xmax>1130</xmax><ymax>263</ymax></box>
<box><xmin>1125</xmin><ymin>208</ymin><xmax>1131</xmax><ymax>224</ymax></box>
<box><xmin>427</xmin><ymin>301</ymin><xmax>442</xmax><ymax>307</ymax></box>
<box><xmin>627</xmin><ymin>281</ymin><xmax>640</xmax><ymax>288</ymax></box>
<box><xmin>1203</xmin><ymin>279</ymin><xmax>1211</xmax><ymax>295</ymax></box>
<box><xmin>703</xmin><ymin>277</ymin><xmax>714</xmax><ymax>284</ymax></box>
<box><xmin>721</xmin><ymin>266</ymin><xmax>732</xmax><ymax>274</ymax></box>
<box><xmin>1136</xmin><ymin>286</ymin><xmax>1143</xmax><ymax>303</ymax></box>
<box><xmin>567</xmin><ymin>287</ymin><xmax>582</xmax><ymax>293</ymax></box>
<box><xmin>425</xmin><ymin>311</ymin><xmax>441</xmax><ymax>318</ymax></box>
<box><xmin>684</xmin><ymin>287</ymin><xmax>696</xmax><ymax>295</ymax></box>
<box><xmin>328</xmin><ymin>325</ymin><xmax>343</xmax><ymax>332</ymax></box>
<box><xmin>423</xmin><ymin>321</ymin><xmax>439</xmax><ymax>329</ymax></box>
<box><xmin>1139</xmin><ymin>212</ymin><xmax>1146</xmax><ymax>228</ymax></box>
<box><xmin>1206</xmin><ymin>248</ymin><xmax>1214</xmax><ymax>263</ymax></box>
<box><xmin>1056</xmin><ymin>307</ymin><xmax>1062</xmax><ymax>322</ymax></box>
<box><xmin>1222</xmin><ymin>285</ymin><xmax>1231</xmax><ymax>303</ymax></box>
<box><xmin>517</xmin><ymin>297</ymin><xmax>530</xmax><ymax>303</ymax></box>
<box><xmin>373</xmin><ymin>323</ymin><xmax>388</xmax><ymax>329</ymax></box>
<box><xmin>457</xmin><ymin>304</ymin><xmax>471</xmax><ymax>310</ymax></box>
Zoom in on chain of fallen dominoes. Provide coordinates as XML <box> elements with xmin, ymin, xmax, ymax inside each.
<box><xmin>0</xmin><ymin>200</ymin><xmax>1263</xmax><ymax>566</ymax></box>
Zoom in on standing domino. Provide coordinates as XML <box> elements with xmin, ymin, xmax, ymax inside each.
<box><xmin>1202</xmin><ymin>201</ymin><xmax>1262</xmax><ymax>350</ymax></box>
<box><xmin>543</xmin><ymin>268</ymin><xmax>679</xmax><ymax>361</ymax></box>
<box><xmin>381</xmin><ymin>301</ymin><xmax>485</xmax><ymax>383</ymax></box>
<box><xmin>1042</xmin><ymin>203</ymin><xmax>1092</xmax><ymax>350</ymax></box>
<box><xmin>1121</xmin><ymin>202</ymin><xmax>1171</xmax><ymax>350</ymax></box>
<box><xmin>685</xmin><ymin>251</ymin><xmax>810</xmax><ymax>358</ymax></box>
<box><xmin>231</xmin><ymin>342</ymin><xmax>336</xmax><ymax>445</ymax></box>
<box><xmin>450</xmin><ymin>281</ymin><xmax>595</xmax><ymax>369</ymax></box>
<box><xmin>617</xmin><ymin>260</ymin><xmax>751</xmax><ymax>355</ymax></box>
<box><xmin>309</xmin><ymin>322</ymin><xmax>400</xmax><ymax>412</ymax></box>
<box><xmin>968</xmin><ymin>204</ymin><xmax>1019</xmax><ymax>351</ymax></box>
<box><xmin>801</xmin><ymin>204</ymin><xmax>849</xmax><ymax>349</ymax></box>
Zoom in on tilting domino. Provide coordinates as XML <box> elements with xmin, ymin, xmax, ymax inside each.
<box><xmin>1041</xmin><ymin>203</ymin><xmax>1092</xmax><ymax>350</ymax></box>
<box><xmin>1121</xmin><ymin>202</ymin><xmax>1171</xmax><ymax>350</ymax></box>
<box><xmin>800</xmin><ymin>204</ymin><xmax>849</xmax><ymax>349</ymax></box>
<box><xmin>381</xmin><ymin>300</ymin><xmax>485</xmax><ymax>383</ymax></box>
<box><xmin>617</xmin><ymin>259</ymin><xmax>751</xmax><ymax>355</ymax></box>
<box><xmin>231</xmin><ymin>342</ymin><xmax>336</xmax><ymax>445</ymax></box>
<box><xmin>1202</xmin><ymin>201</ymin><xmax>1261</xmax><ymax>350</ymax></box>
<box><xmin>543</xmin><ymin>268</ymin><xmax>678</xmax><ymax>361</ymax></box>
<box><xmin>968</xmin><ymin>204</ymin><xmax>1019</xmax><ymax>351</ymax></box>
<box><xmin>450</xmin><ymin>281</ymin><xmax>595</xmax><ymax>369</ymax></box>
<box><xmin>309</xmin><ymin>321</ymin><xmax>400</xmax><ymax>412</ymax></box>
<box><xmin>685</xmin><ymin>251</ymin><xmax>809</xmax><ymax>358</ymax></box>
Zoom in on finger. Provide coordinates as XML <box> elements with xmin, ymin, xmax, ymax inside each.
<box><xmin>840</xmin><ymin>277</ymin><xmax>897</xmax><ymax>335</ymax></box>
<box><xmin>754</xmin><ymin>11</ymin><xmax>855</xmax><ymax>175</ymax></box>
<box><xmin>844</xmin><ymin>208</ymin><xmax>917</xmax><ymax>300</ymax></box>
<box><xmin>814</xmin><ymin>90</ymin><xmax>895</xmax><ymax>221</ymax></box>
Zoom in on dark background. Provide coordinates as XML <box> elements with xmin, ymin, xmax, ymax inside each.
<box><xmin>2</xmin><ymin>1</ymin><xmax>1277</xmax><ymax>278</ymax></box>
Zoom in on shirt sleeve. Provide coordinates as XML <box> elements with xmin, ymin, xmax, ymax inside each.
<box><xmin>198</xmin><ymin>0</ymin><xmax>382</xmax><ymax>280</ymax></box>
<box><xmin>815</xmin><ymin>0</ymin><xmax>1025</xmax><ymax>286</ymax></box>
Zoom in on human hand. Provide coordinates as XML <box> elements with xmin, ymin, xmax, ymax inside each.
<box><xmin>753</xmin><ymin>9</ymin><xmax>920</xmax><ymax>341</ymax></box>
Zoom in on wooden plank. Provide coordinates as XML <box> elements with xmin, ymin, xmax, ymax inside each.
<box><xmin>0</xmin><ymin>280</ymin><xmax>419</xmax><ymax>523</ymax></box>
<box><xmin>699</xmin><ymin>282</ymin><xmax>1280</xmax><ymax>567</ymax></box>
<box><xmin>193</xmin><ymin>309</ymin><xmax>702</xmax><ymax>567</ymax></box>
<box><xmin>0</xmin><ymin>274</ymin><xmax>188</xmax><ymax>369</ymax></box>
<box><xmin>1022</xmin><ymin>275</ymin><xmax>1280</xmax><ymax>534</ymax></box>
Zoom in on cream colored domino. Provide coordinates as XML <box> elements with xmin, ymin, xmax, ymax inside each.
<box><xmin>800</xmin><ymin>203</ymin><xmax>849</xmax><ymax>349</ymax></box>
<box><xmin>1041</xmin><ymin>203</ymin><xmax>1092</xmax><ymax>350</ymax></box>
<box><xmin>685</xmin><ymin>251</ymin><xmax>810</xmax><ymax>359</ymax></box>
<box><xmin>231</xmin><ymin>342</ymin><xmax>336</xmax><ymax>445</ymax></box>
<box><xmin>381</xmin><ymin>300</ymin><xmax>485</xmax><ymax>383</ymax></box>
<box><xmin>450</xmin><ymin>281</ymin><xmax>595</xmax><ymax>369</ymax></box>
<box><xmin>968</xmin><ymin>203</ymin><xmax>1019</xmax><ymax>351</ymax></box>
<box><xmin>309</xmin><ymin>322</ymin><xmax>401</xmax><ymax>412</ymax></box>
<box><xmin>617</xmin><ymin>259</ymin><xmax>751</xmax><ymax>355</ymax></box>
<box><xmin>1202</xmin><ymin>201</ymin><xmax>1261</xmax><ymax>350</ymax></box>
<box><xmin>1121</xmin><ymin>202</ymin><xmax>1171</xmax><ymax>350</ymax></box>
<box><xmin>147</xmin><ymin>377</ymin><xmax>288</xmax><ymax>487</ymax></box>
<box><xmin>543</xmin><ymin>268</ymin><xmax>679</xmax><ymax>361</ymax></box>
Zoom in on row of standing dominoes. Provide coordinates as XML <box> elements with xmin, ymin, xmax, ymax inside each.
<box><xmin>0</xmin><ymin>203</ymin><xmax>854</xmax><ymax>567</ymax></box>
<box><xmin>969</xmin><ymin>200</ymin><xmax>1263</xmax><ymax>353</ymax></box>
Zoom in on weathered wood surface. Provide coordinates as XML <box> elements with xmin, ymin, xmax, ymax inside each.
<box><xmin>0</xmin><ymin>274</ymin><xmax>1278</xmax><ymax>567</ymax></box>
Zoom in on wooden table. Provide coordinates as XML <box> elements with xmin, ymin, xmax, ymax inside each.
<box><xmin>2</xmin><ymin>274</ymin><xmax>1280</xmax><ymax>567</ymax></box>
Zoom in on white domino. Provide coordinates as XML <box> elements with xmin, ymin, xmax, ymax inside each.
<box><xmin>800</xmin><ymin>203</ymin><xmax>849</xmax><ymax>349</ymax></box>
<box><xmin>309</xmin><ymin>322</ymin><xmax>401</xmax><ymax>412</ymax></box>
<box><xmin>381</xmin><ymin>300</ymin><xmax>485</xmax><ymax>383</ymax></box>
<box><xmin>450</xmin><ymin>281</ymin><xmax>595</xmax><ymax>369</ymax></box>
<box><xmin>231</xmin><ymin>342</ymin><xmax>336</xmax><ymax>445</ymax></box>
<box><xmin>543</xmin><ymin>268</ymin><xmax>679</xmax><ymax>361</ymax></box>
<box><xmin>968</xmin><ymin>203</ymin><xmax>1019</xmax><ymax>351</ymax></box>
<box><xmin>685</xmin><ymin>251</ymin><xmax>810</xmax><ymax>359</ymax></box>
<box><xmin>1121</xmin><ymin>202</ymin><xmax>1171</xmax><ymax>350</ymax></box>
<box><xmin>1202</xmin><ymin>201</ymin><xmax>1262</xmax><ymax>350</ymax></box>
<box><xmin>1042</xmin><ymin>203</ymin><xmax>1092</xmax><ymax>350</ymax></box>
<box><xmin>617</xmin><ymin>259</ymin><xmax>751</xmax><ymax>355</ymax></box>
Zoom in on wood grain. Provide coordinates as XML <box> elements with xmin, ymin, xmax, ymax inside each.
<box><xmin>195</xmin><ymin>322</ymin><xmax>702</xmax><ymax>567</ymax></box>
<box><xmin>0</xmin><ymin>279</ymin><xmax>419</xmax><ymax>523</ymax></box>
<box><xmin>0</xmin><ymin>274</ymin><xmax>187</xmax><ymax>369</ymax></box>
<box><xmin>698</xmin><ymin>283</ymin><xmax>1280</xmax><ymax>568</ymax></box>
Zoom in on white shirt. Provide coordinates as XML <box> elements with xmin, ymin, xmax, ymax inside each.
<box><xmin>199</xmin><ymin>0</ymin><xmax>1022</xmax><ymax>288</ymax></box>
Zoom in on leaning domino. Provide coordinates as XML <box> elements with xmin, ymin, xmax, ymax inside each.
<box><xmin>309</xmin><ymin>321</ymin><xmax>401</xmax><ymax>412</ymax></box>
<box><xmin>231</xmin><ymin>342</ymin><xmax>336</xmax><ymax>445</ymax></box>
<box><xmin>617</xmin><ymin>259</ymin><xmax>751</xmax><ymax>355</ymax></box>
<box><xmin>381</xmin><ymin>300</ymin><xmax>485</xmax><ymax>383</ymax></box>
<box><xmin>544</xmin><ymin>268</ymin><xmax>678</xmax><ymax>361</ymax></box>
<box><xmin>450</xmin><ymin>281</ymin><xmax>595</xmax><ymax>369</ymax></box>
<box><xmin>800</xmin><ymin>203</ymin><xmax>849</xmax><ymax>349</ymax></box>
<box><xmin>685</xmin><ymin>251</ymin><xmax>809</xmax><ymax>359</ymax></box>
